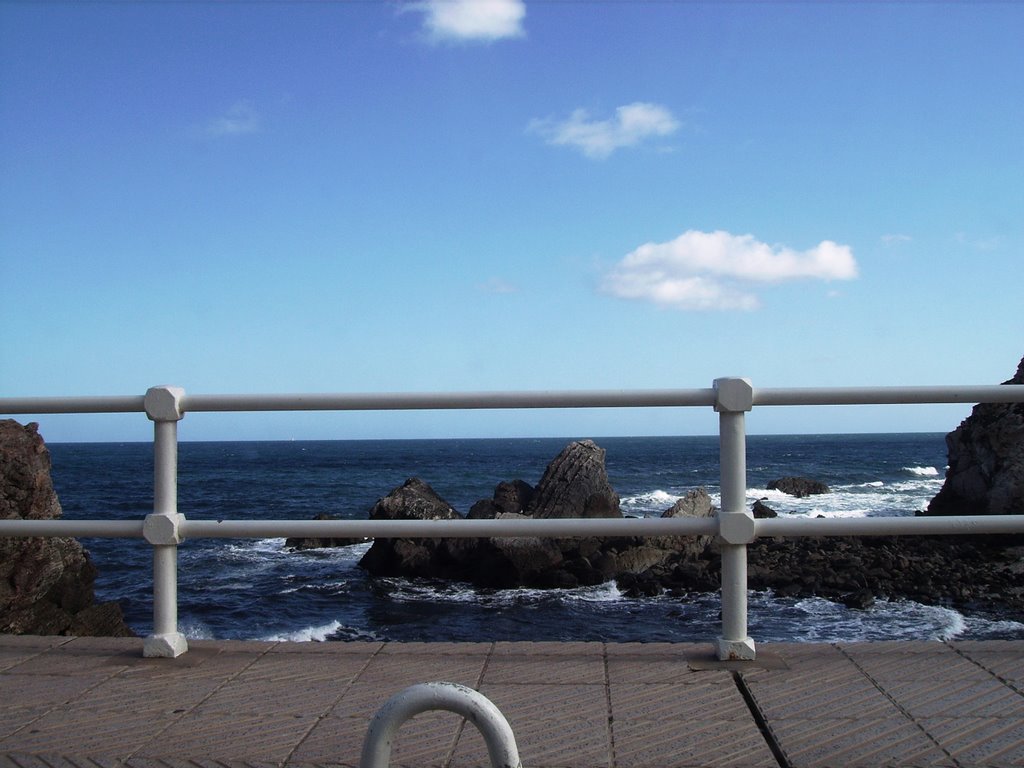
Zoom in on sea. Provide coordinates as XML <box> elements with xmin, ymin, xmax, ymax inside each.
<box><xmin>47</xmin><ymin>434</ymin><xmax>1024</xmax><ymax>645</ymax></box>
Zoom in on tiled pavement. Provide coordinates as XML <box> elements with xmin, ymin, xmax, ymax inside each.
<box><xmin>0</xmin><ymin>635</ymin><xmax>1021</xmax><ymax>767</ymax></box>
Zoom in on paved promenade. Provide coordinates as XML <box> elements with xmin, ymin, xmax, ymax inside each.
<box><xmin>0</xmin><ymin>635</ymin><xmax>1021</xmax><ymax>768</ymax></box>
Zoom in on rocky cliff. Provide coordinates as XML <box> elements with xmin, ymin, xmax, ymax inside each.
<box><xmin>927</xmin><ymin>355</ymin><xmax>1024</xmax><ymax>516</ymax></box>
<box><xmin>0</xmin><ymin>420</ymin><xmax>133</xmax><ymax>636</ymax></box>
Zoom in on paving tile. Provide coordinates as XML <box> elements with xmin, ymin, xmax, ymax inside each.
<box><xmin>0</xmin><ymin>707</ymin><xmax>52</xmax><ymax>741</ymax></box>
<box><xmin>0</xmin><ymin>650</ymin><xmax>45</xmax><ymax>672</ymax></box>
<box><xmin>919</xmin><ymin>717</ymin><xmax>1024</xmax><ymax>767</ymax></box>
<box><xmin>742</xmin><ymin>664</ymin><xmax>900</xmax><ymax>720</ymax></box>
<box><xmin>234</xmin><ymin>654</ymin><xmax>368</xmax><ymax>684</ymax></box>
<box><xmin>492</xmin><ymin>642</ymin><xmax>605</xmax><ymax>657</ymax></box>
<box><xmin>768</xmin><ymin>717</ymin><xmax>957</xmax><ymax>767</ymax></box>
<box><xmin>456</xmin><ymin>713</ymin><xmax>610</xmax><ymax>768</ymax></box>
<box><xmin>327</xmin><ymin>682</ymin><xmax>404</xmax><ymax>721</ymax></box>
<box><xmin>482</xmin><ymin>655</ymin><xmax>605</xmax><ymax>685</ymax></box>
<box><xmin>840</xmin><ymin>640</ymin><xmax>951</xmax><ymax>655</ymax></box>
<box><xmin>127</xmin><ymin>759</ymin><xmax>282</xmax><ymax>768</ymax></box>
<box><xmin>266</xmin><ymin>640</ymin><xmax>381</xmax><ymax>655</ymax></box>
<box><xmin>62</xmin><ymin>673</ymin><xmax>232</xmax><ymax>717</ymax></box>
<box><xmin>0</xmin><ymin>751</ymin><xmax>123</xmax><ymax>768</ymax></box>
<box><xmin>378</xmin><ymin>642</ymin><xmax>492</xmax><ymax>656</ymax></box>
<box><xmin>612</xmin><ymin>718</ymin><xmax>777</xmax><ymax>768</ymax></box>
<box><xmin>956</xmin><ymin>651</ymin><xmax>1024</xmax><ymax>686</ymax></box>
<box><xmin>0</xmin><ymin>704</ymin><xmax>173</xmax><ymax>758</ymax></box>
<box><xmin>604</xmin><ymin>642</ymin><xmax>713</xmax><ymax>658</ymax></box>
<box><xmin>478</xmin><ymin>683</ymin><xmax>609</xmax><ymax>725</ymax></box>
<box><xmin>61</xmin><ymin>637</ymin><xmax>142</xmax><ymax>653</ymax></box>
<box><xmin>116</xmin><ymin>650</ymin><xmax>263</xmax><ymax>682</ymax></box>
<box><xmin>609</xmin><ymin>682</ymin><xmax>750</xmax><ymax>721</ymax></box>
<box><xmin>134</xmin><ymin>710</ymin><xmax>319</xmax><ymax>762</ymax></box>
<box><xmin>354</xmin><ymin>655</ymin><xmax>487</xmax><ymax>689</ymax></box>
<box><xmin>951</xmin><ymin>640</ymin><xmax>1024</xmax><ymax>654</ymax></box>
<box><xmin>4</xmin><ymin>649</ymin><xmax>140</xmax><ymax>678</ymax></box>
<box><xmin>287</xmin><ymin>714</ymin><xmax>369</xmax><ymax>766</ymax></box>
<box><xmin>852</xmin><ymin>650</ymin><xmax>992</xmax><ymax>682</ymax></box>
<box><xmin>196</xmin><ymin>678</ymin><xmax>344</xmax><ymax>718</ymax></box>
<box><xmin>880</xmin><ymin>678</ymin><xmax>1024</xmax><ymax>718</ymax></box>
<box><xmin>606</xmin><ymin>652</ymin><xmax>734</xmax><ymax>686</ymax></box>
<box><xmin>0</xmin><ymin>674</ymin><xmax>110</xmax><ymax>711</ymax></box>
<box><xmin>0</xmin><ymin>636</ymin><xmax>74</xmax><ymax>650</ymax></box>
<box><xmin>187</xmin><ymin>639</ymin><xmax>279</xmax><ymax>653</ymax></box>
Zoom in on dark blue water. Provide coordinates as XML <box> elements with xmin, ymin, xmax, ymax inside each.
<box><xmin>47</xmin><ymin>435</ymin><xmax>1024</xmax><ymax>643</ymax></box>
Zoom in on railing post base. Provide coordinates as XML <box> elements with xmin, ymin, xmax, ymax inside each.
<box><xmin>143</xmin><ymin>632</ymin><xmax>188</xmax><ymax>658</ymax></box>
<box><xmin>716</xmin><ymin>637</ymin><xmax>756</xmax><ymax>661</ymax></box>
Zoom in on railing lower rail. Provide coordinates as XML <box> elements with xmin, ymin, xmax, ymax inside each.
<box><xmin>2</xmin><ymin>378</ymin><xmax>1024</xmax><ymax>660</ymax></box>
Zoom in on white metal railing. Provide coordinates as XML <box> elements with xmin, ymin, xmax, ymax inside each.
<box><xmin>2</xmin><ymin>379</ymin><xmax>1023</xmax><ymax>660</ymax></box>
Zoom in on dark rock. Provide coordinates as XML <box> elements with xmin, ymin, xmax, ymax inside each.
<box><xmin>840</xmin><ymin>589</ymin><xmax>876</xmax><ymax>610</ymax></box>
<box><xmin>652</xmin><ymin>487</ymin><xmax>717</xmax><ymax>559</ymax></box>
<box><xmin>368</xmin><ymin>477</ymin><xmax>461</xmax><ymax>522</ymax></box>
<box><xmin>752</xmin><ymin>499</ymin><xmax>778</xmax><ymax>518</ymax></box>
<box><xmin>357</xmin><ymin>478</ymin><xmax>461</xmax><ymax>577</ymax></box>
<box><xmin>494</xmin><ymin>480</ymin><xmax>535</xmax><ymax>515</ymax></box>
<box><xmin>767</xmin><ymin>477</ymin><xmax>830</xmax><ymax>497</ymax></box>
<box><xmin>527</xmin><ymin>440</ymin><xmax>621</xmax><ymax>519</ymax></box>
<box><xmin>467</xmin><ymin>479</ymin><xmax>534</xmax><ymax>519</ymax></box>
<box><xmin>927</xmin><ymin>355</ymin><xmax>1024</xmax><ymax>516</ymax></box>
<box><xmin>285</xmin><ymin>514</ymin><xmax>369</xmax><ymax>551</ymax></box>
<box><xmin>0</xmin><ymin>420</ymin><xmax>134</xmax><ymax>637</ymax></box>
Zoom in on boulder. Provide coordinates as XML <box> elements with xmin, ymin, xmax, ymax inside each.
<box><xmin>356</xmin><ymin>478</ymin><xmax>461</xmax><ymax>577</ymax></box>
<box><xmin>367</xmin><ymin>477</ymin><xmax>461</xmax><ymax>522</ymax></box>
<box><xmin>767</xmin><ymin>477</ymin><xmax>830</xmax><ymax>497</ymax></box>
<box><xmin>527</xmin><ymin>440</ymin><xmax>621</xmax><ymax>519</ymax></box>
<box><xmin>927</xmin><ymin>355</ymin><xmax>1024</xmax><ymax>516</ymax></box>
<box><xmin>752</xmin><ymin>499</ymin><xmax>778</xmax><ymax>518</ymax></box>
<box><xmin>467</xmin><ymin>479</ymin><xmax>535</xmax><ymax>520</ymax></box>
<box><xmin>285</xmin><ymin>513</ymin><xmax>368</xmax><ymax>551</ymax></box>
<box><xmin>0</xmin><ymin>420</ymin><xmax>133</xmax><ymax>637</ymax></box>
<box><xmin>649</xmin><ymin>487</ymin><xmax>717</xmax><ymax>560</ymax></box>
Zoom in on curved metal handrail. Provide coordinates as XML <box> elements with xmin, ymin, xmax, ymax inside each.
<box><xmin>360</xmin><ymin>682</ymin><xmax>521</xmax><ymax>768</ymax></box>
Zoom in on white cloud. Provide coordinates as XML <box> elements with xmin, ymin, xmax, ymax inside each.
<box><xmin>881</xmin><ymin>233</ymin><xmax>912</xmax><ymax>245</ymax></box>
<box><xmin>207</xmin><ymin>100</ymin><xmax>260</xmax><ymax>137</ymax></box>
<box><xmin>602</xmin><ymin>230</ymin><xmax>858</xmax><ymax>311</ymax></box>
<box><xmin>414</xmin><ymin>0</ymin><xmax>525</xmax><ymax>42</ymax></box>
<box><xmin>528</xmin><ymin>102</ymin><xmax>679</xmax><ymax>159</ymax></box>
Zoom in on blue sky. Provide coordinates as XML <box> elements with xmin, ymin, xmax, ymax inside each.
<box><xmin>1</xmin><ymin>1</ymin><xmax>1021</xmax><ymax>442</ymax></box>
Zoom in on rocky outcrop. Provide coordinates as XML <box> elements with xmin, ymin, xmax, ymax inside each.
<box><xmin>285</xmin><ymin>513</ymin><xmax>368</xmax><ymax>551</ymax></box>
<box><xmin>1</xmin><ymin>420</ymin><xmax>133</xmax><ymax>637</ymax></box>
<box><xmin>752</xmin><ymin>499</ymin><xmax>778</xmax><ymax>518</ymax></box>
<box><xmin>767</xmin><ymin>477</ymin><xmax>830</xmax><ymax>497</ymax></box>
<box><xmin>355</xmin><ymin>478</ymin><xmax>460</xmax><ymax>578</ymax></box>
<box><xmin>927</xmin><ymin>356</ymin><xmax>1024</xmax><ymax>516</ymax></box>
<box><xmin>527</xmin><ymin>440</ymin><xmax>620</xmax><ymax>518</ymax></box>
<box><xmin>358</xmin><ymin>440</ymin><xmax>710</xmax><ymax>590</ymax></box>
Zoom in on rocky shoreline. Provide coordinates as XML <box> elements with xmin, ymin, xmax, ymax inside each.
<box><xmin>0</xmin><ymin>420</ymin><xmax>134</xmax><ymax>637</ymax></box>
<box><xmin>343</xmin><ymin>441</ymin><xmax>1024</xmax><ymax>621</ymax></box>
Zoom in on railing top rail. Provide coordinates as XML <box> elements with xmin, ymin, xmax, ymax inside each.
<box><xmin>2</xmin><ymin>383</ymin><xmax>1022</xmax><ymax>416</ymax></box>
<box><xmin>0</xmin><ymin>395</ymin><xmax>147</xmax><ymax>415</ymax></box>
<box><xmin>753</xmin><ymin>384</ymin><xmax>1024</xmax><ymax>406</ymax></box>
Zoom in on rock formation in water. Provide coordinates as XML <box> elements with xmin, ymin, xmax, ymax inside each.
<box><xmin>767</xmin><ymin>477</ymin><xmax>830</xmax><ymax>497</ymax></box>
<box><xmin>927</xmin><ymin>355</ymin><xmax>1024</xmax><ymax>516</ymax></box>
<box><xmin>347</xmin><ymin>434</ymin><xmax>1024</xmax><ymax>616</ymax></box>
<box><xmin>0</xmin><ymin>420</ymin><xmax>134</xmax><ymax>637</ymax></box>
<box><xmin>357</xmin><ymin>440</ymin><xmax>712</xmax><ymax>589</ymax></box>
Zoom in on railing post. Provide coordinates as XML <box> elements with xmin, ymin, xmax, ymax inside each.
<box><xmin>714</xmin><ymin>378</ymin><xmax>756</xmax><ymax>661</ymax></box>
<box><xmin>142</xmin><ymin>386</ymin><xmax>188</xmax><ymax>658</ymax></box>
